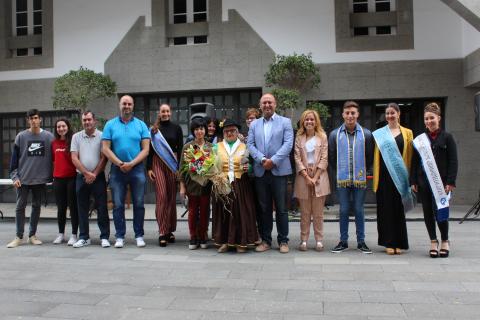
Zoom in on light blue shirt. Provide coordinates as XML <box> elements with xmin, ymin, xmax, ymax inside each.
<box><xmin>102</xmin><ymin>116</ymin><xmax>150</xmax><ymax>162</ymax></box>
<box><xmin>263</xmin><ymin>113</ymin><xmax>277</xmax><ymax>148</ymax></box>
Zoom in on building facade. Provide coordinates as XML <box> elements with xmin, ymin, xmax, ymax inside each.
<box><xmin>1</xmin><ymin>0</ymin><xmax>479</xmax><ymax>204</ymax></box>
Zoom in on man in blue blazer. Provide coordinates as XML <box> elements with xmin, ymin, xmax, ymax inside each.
<box><xmin>247</xmin><ymin>93</ymin><xmax>294</xmax><ymax>253</ymax></box>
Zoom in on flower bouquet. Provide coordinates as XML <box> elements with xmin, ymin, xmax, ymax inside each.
<box><xmin>180</xmin><ymin>144</ymin><xmax>216</xmax><ymax>186</ymax></box>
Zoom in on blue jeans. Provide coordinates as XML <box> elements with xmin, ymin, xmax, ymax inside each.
<box><xmin>255</xmin><ymin>171</ymin><xmax>289</xmax><ymax>245</ymax></box>
<box><xmin>76</xmin><ymin>172</ymin><xmax>110</xmax><ymax>240</ymax></box>
<box><xmin>109</xmin><ymin>164</ymin><xmax>146</xmax><ymax>239</ymax></box>
<box><xmin>337</xmin><ymin>186</ymin><xmax>366</xmax><ymax>244</ymax></box>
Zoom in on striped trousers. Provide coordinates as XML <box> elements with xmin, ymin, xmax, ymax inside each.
<box><xmin>152</xmin><ymin>156</ymin><xmax>177</xmax><ymax>235</ymax></box>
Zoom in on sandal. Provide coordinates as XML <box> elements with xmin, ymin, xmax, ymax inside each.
<box><xmin>168</xmin><ymin>233</ymin><xmax>175</xmax><ymax>243</ymax></box>
<box><xmin>439</xmin><ymin>240</ymin><xmax>450</xmax><ymax>258</ymax></box>
<box><xmin>386</xmin><ymin>248</ymin><xmax>395</xmax><ymax>255</ymax></box>
<box><xmin>395</xmin><ymin>248</ymin><xmax>402</xmax><ymax>255</ymax></box>
<box><xmin>158</xmin><ymin>235</ymin><xmax>168</xmax><ymax>247</ymax></box>
<box><xmin>429</xmin><ymin>240</ymin><xmax>439</xmax><ymax>258</ymax></box>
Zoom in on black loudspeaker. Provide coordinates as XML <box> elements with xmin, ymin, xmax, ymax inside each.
<box><xmin>189</xmin><ymin>102</ymin><xmax>214</xmax><ymax>121</ymax></box>
<box><xmin>475</xmin><ymin>92</ymin><xmax>480</xmax><ymax>131</ymax></box>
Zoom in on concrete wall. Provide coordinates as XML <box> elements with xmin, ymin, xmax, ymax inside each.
<box><xmin>464</xmin><ymin>48</ymin><xmax>480</xmax><ymax>87</ymax></box>
<box><xmin>305</xmin><ymin>59</ymin><xmax>479</xmax><ymax>204</ymax></box>
<box><xmin>105</xmin><ymin>0</ymin><xmax>274</xmax><ymax>94</ymax></box>
<box><xmin>0</xmin><ymin>78</ymin><xmax>55</xmax><ymax>112</ymax></box>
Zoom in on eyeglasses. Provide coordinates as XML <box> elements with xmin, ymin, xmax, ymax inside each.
<box><xmin>122</xmin><ymin>102</ymin><xmax>133</xmax><ymax>106</ymax></box>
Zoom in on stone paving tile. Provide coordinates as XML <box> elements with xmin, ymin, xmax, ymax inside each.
<box><xmin>285</xmin><ymin>316</ymin><xmax>368</xmax><ymax>320</ymax></box>
<box><xmin>286</xmin><ymin>289</ymin><xmax>361</xmax><ymax>303</ymax></box>
<box><xmin>324</xmin><ymin>280</ymin><xmax>394</xmax><ymax>291</ymax></box>
<box><xmin>23</xmin><ymin>280</ymin><xmax>90</xmax><ymax>293</ymax></box>
<box><xmin>43</xmin><ymin>304</ymin><xmax>129</xmax><ymax>319</ymax></box>
<box><xmin>256</xmin><ymin>279</ymin><xmax>323</xmax><ymax>290</ymax></box>
<box><xmin>353</xmin><ymin>271</ymin><xmax>421</xmax><ymax>281</ymax></box>
<box><xmin>214</xmin><ymin>288</ymin><xmax>287</xmax><ymax>301</ymax></box>
<box><xmin>2</xmin><ymin>317</ymin><xmax>69</xmax><ymax>320</ymax></box>
<box><xmin>434</xmin><ymin>291</ymin><xmax>480</xmax><ymax>305</ymax></box>
<box><xmin>97</xmin><ymin>294</ymin><xmax>175</xmax><ymax>309</ymax></box>
<box><xmin>204</xmin><ymin>262</ymin><xmax>263</xmax><ymax>272</ymax></box>
<box><xmin>0</xmin><ymin>301</ymin><xmax>57</xmax><ymax>318</ymax></box>
<box><xmin>119</xmin><ymin>309</ymin><xmax>203</xmax><ymax>320</ymax></box>
<box><xmin>290</xmin><ymin>270</ymin><xmax>355</xmax><ymax>280</ymax></box>
<box><xmin>170</xmin><ymin>268</ymin><xmax>230</xmax><ymax>279</ymax></box>
<box><xmin>199</xmin><ymin>311</ymin><xmax>281</xmax><ymax>320</ymax></box>
<box><xmin>418</xmin><ymin>272</ymin><xmax>480</xmax><ymax>282</ymax></box>
<box><xmin>294</xmin><ymin>256</ymin><xmax>350</xmax><ymax>265</ymax></box>
<box><xmin>359</xmin><ymin>291</ymin><xmax>439</xmax><ymax>304</ymax></box>
<box><xmin>189</xmin><ymin>278</ymin><xmax>257</xmax><ymax>289</ymax></box>
<box><xmin>228</xmin><ymin>270</ymin><xmax>290</xmax><ymax>280</ymax></box>
<box><xmin>168</xmin><ymin>298</ymin><xmax>247</xmax><ymax>313</ymax></box>
<box><xmin>146</xmin><ymin>286</ymin><xmax>219</xmax><ymax>299</ymax></box>
<box><xmin>0</xmin><ymin>278</ymin><xmax>31</xmax><ymax>289</ymax></box>
<box><xmin>79</xmin><ymin>283</ymin><xmax>152</xmax><ymax>296</ymax></box>
<box><xmin>243</xmin><ymin>300</ymin><xmax>324</xmax><ymax>315</ymax></box>
<box><xmin>393</xmin><ymin>281</ymin><xmax>466</xmax><ymax>292</ymax></box>
<box><xmin>322</xmin><ymin>264</ymin><xmax>384</xmax><ymax>273</ymax></box>
<box><xmin>0</xmin><ymin>288</ymin><xmax>107</xmax><ymax>305</ymax></box>
<box><xmin>402</xmin><ymin>303</ymin><xmax>480</xmax><ymax>318</ymax></box>
<box><xmin>324</xmin><ymin>302</ymin><xmax>405</xmax><ymax>317</ymax></box>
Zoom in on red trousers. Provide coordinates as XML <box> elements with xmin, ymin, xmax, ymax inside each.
<box><xmin>187</xmin><ymin>194</ymin><xmax>210</xmax><ymax>241</ymax></box>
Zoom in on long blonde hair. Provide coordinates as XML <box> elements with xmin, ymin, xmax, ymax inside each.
<box><xmin>297</xmin><ymin>109</ymin><xmax>325</xmax><ymax>137</ymax></box>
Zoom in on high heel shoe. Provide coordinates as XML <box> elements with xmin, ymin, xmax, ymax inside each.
<box><xmin>429</xmin><ymin>240</ymin><xmax>439</xmax><ymax>258</ymax></box>
<box><xmin>158</xmin><ymin>235</ymin><xmax>167</xmax><ymax>247</ymax></box>
<box><xmin>439</xmin><ymin>240</ymin><xmax>450</xmax><ymax>258</ymax></box>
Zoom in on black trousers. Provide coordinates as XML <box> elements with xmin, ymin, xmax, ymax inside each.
<box><xmin>418</xmin><ymin>186</ymin><xmax>448</xmax><ymax>241</ymax></box>
<box><xmin>53</xmin><ymin>177</ymin><xmax>79</xmax><ymax>235</ymax></box>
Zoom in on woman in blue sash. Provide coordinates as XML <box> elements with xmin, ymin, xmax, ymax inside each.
<box><xmin>147</xmin><ymin>104</ymin><xmax>183</xmax><ymax>247</ymax></box>
<box><xmin>373</xmin><ymin>103</ymin><xmax>413</xmax><ymax>255</ymax></box>
<box><xmin>411</xmin><ymin>103</ymin><xmax>458</xmax><ymax>258</ymax></box>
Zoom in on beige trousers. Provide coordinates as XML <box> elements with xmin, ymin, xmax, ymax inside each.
<box><xmin>298</xmin><ymin>196</ymin><xmax>326</xmax><ymax>242</ymax></box>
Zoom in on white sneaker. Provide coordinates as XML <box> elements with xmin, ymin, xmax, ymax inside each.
<box><xmin>7</xmin><ymin>237</ymin><xmax>23</xmax><ymax>248</ymax></box>
<box><xmin>136</xmin><ymin>237</ymin><xmax>146</xmax><ymax>248</ymax></box>
<box><xmin>114</xmin><ymin>238</ymin><xmax>124</xmax><ymax>248</ymax></box>
<box><xmin>67</xmin><ymin>235</ymin><xmax>77</xmax><ymax>246</ymax></box>
<box><xmin>101</xmin><ymin>239</ymin><xmax>111</xmax><ymax>248</ymax></box>
<box><xmin>72</xmin><ymin>239</ymin><xmax>91</xmax><ymax>248</ymax></box>
<box><xmin>52</xmin><ymin>234</ymin><xmax>64</xmax><ymax>244</ymax></box>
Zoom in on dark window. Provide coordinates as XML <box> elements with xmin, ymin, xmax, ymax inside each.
<box><xmin>173</xmin><ymin>15</ymin><xmax>187</xmax><ymax>24</ymax></box>
<box><xmin>194</xmin><ymin>0</ymin><xmax>207</xmax><ymax>12</ymax></box>
<box><xmin>376</xmin><ymin>26</ymin><xmax>391</xmax><ymax>35</ymax></box>
<box><xmin>173</xmin><ymin>0</ymin><xmax>187</xmax><ymax>14</ymax></box>
<box><xmin>353</xmin><ymin>0</ymin><xmax>368</xmax><ymax>13</ymax></box>
<box><xmin>16</xmin><ymin>12</ymin><xmax>28</xmax><ymax>27</ymax></box>
<box><xmin>173</xmin><ymin>37</ymin><xmax>187</xmax><ymax>45</ymax></box>
<box><xmin>16</xmin><ymin>48</ymin><xmax>28</xmax><ymax>56</ymax></box>
<box><xmin>193</xmin><ymin>35</ymin><xmax>207</xmax><ymax>44</ymax></box>
<box><xmin>16</xmin><ymin>0</ymin><xmax>28</xmax><ymax>12</ymax></box>
<box><xmin>33</xmin><ymin>0</ymin><xmax>42</xmax><ymax>10</ymax></box>
<box><xmin>375</xmin><ymin>1</ymin><xmax>391</xmax><ymax>12</ymax></box>
<box><xmin>16</xmin><ymin>27</ymin><xmax>28</xmax><ymax>36</ymax></box>
<box><xmin>33</xmin><ymin>47</ymin><xmax>42</xmax><ymax>55</ymax></box>
<box><xmin>34</xmin><ymin>11</ymin><xmax>42</xmax><ymax>25</ymax></box>
<box><xmin>33</xmin><ymin>26</ymin><xmax>42</xmax><ymax>35</ymax></box>
<box><xmin>353</xmin><ymin>27</ymin><xmax>369</xmax><ymax>36</ymax></box>
<box><xmin>193</xmin><ymin>13</ymin><xmax>207</xmax><ymax>22</ymax></box>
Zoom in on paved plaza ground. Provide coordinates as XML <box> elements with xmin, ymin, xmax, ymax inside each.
<box><xmin>0</xmin><ymin>204</ymin><xmax>480</xmax><ymax>319</ymax></box>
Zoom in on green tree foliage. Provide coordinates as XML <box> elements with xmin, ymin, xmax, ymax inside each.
<box><xmin>271</xmin><ymin>88</ymin><xmax>300</xmax><ymax>114</ymax></box>
<box><xmin>265</xmin><ymin>53</ymin><xmax>321</xmax><ymax>92</ymax></box>
<box><xmin>53</xmin><ymin>66</ymin><xmax>117</xmax><ymax>112</ymax></box>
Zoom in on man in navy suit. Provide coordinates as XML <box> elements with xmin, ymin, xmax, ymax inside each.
<box><xmin>247</xmin><ymin>93</ymin><xmax>294</xmax><ymax>253</ymax></box>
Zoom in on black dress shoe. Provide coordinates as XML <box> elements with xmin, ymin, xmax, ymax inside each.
<box><xmin>168</xmin><ymin>233</ymin><xmax>175</xmax><ymax>243</ymax></box>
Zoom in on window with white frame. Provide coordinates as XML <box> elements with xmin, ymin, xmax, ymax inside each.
<box><xmin>351</xmin><ymin>0</ymin><xmax>396</xmax><ymax>36</ymax></box>
<box><xmin>169</xmin><ymin>35</ymin><xmax>208</xmax><ymax>46</ymax></box>
<box><xmin>12</xmin><ymin>0</ymin><xmax>42</xmax><ymax>57</ymax></box>
<box><xmin>169</xmin><ymin>0</ymin><xmax>207</xmax><ymax>24</ymax></box>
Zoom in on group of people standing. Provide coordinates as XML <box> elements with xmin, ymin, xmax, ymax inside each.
<box><xmin>6</xmin><ymin>94</ymin><xmax>458</xmax><ymax>258</ymax></box>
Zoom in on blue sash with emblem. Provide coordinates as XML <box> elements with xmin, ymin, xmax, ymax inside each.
<box><xmin>151</xmin><ymin>131</ymin><xmax>178</xmax><ymax>173</ymax></box>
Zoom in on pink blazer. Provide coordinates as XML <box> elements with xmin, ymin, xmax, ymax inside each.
<box><xmin>293</xmin><ymin>133</ymin><xmax>330</xmax><ymax>199</ymax></box>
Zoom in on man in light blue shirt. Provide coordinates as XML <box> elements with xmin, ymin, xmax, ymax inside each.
<box><xmin>102</xmin><ymin>95</ymin><xmax>150</xmax><ymax>248</ymax></box>
<box><xmin>247</xmin><ymin>93</ymin><xmax>294</xmax><ymax>253</ymax></box>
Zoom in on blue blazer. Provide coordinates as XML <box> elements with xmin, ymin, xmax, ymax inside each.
<box><xmin>247</xmin><ymin>114</ymin><xmax>294</xmax><ymax>177</ymax></box>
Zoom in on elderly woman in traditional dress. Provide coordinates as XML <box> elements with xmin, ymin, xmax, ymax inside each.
<box><xmin>294</xmin><ymin>110</ymin><xmax>330</xmax><ymax>251</ymax></box>
<box><xmin>411</xmin><ymin>102</ymin><xmax>458</xmax><ymax>258</ymax></box>
<box><xmin>212</xmin><ymin>119</ymin><xmax>258</xmax><ymax>253</ymax></box>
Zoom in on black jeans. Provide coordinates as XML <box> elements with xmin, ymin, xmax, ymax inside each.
<box><xmin>76</xmin><ymin>173</ymin><xmax>110</xmax><ymax>240</ymax></box>
<box><xmin>53</xmin><ymin>177</ymin><xmax>78</xmax><ymax>235</ymax></box>
<box><xmin>419</xmin><ymin>186</ymin><xmax>448</xmax><ymax>241</ymax></box>
<box><xmin>15</xmin><ymin>184</ymin><xmax>45</xmax><ymax>238</ymax></box>
<box><xmin>254</xmin><ymin>171</ymin><xmax>289</xmax><ymax>245</ymax></box>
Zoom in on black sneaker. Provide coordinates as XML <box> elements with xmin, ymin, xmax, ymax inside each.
<box><xmin>331</xmin><ymin>241</ymin><xmax>348</xmax><ymax>253</ymax></box>
<box><xmin>357</xmin><ymin>242</ymin><xmax>372</xmax><ymax>254</ymax></box>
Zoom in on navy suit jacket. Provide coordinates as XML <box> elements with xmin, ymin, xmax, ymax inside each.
<box><xmin>247</xmin><ymin>114</ymin><xmax>294</xmax><ymax>177</ymax></box>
